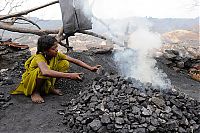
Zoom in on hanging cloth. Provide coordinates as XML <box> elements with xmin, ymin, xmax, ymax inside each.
<box><xmin>59</xmin><ymin>0</ymin><xmax>92</xmax><ymax>35</ymax></box>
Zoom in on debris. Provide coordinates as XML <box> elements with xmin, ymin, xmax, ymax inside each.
<box><xmin>1</xmin><ymin>42</ymin><xmax>29</xmax><ymax>49</ymax></box>
<box><xmin>0</xmin><ymin>37</ymin><xmax>29</xmax><ymax>49</ymax></box>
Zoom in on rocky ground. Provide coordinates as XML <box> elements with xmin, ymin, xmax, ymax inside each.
<box><xmin>0</xmin><ymin>40</ymin><xmax>199</xmax><ymax>132</ymax></box>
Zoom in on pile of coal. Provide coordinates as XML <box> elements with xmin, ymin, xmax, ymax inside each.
<box><xmin>62</xmin><ymin>74</ymin><xmax>200</xmax><ymax>133</ymax></box>
<box><xmin>0</xmin><ymin>45</ymin><xmax>30</xmax><ymax>110</ymax></box>
<box><xmin>158</xmin><ymin>49</ymin><xmax>200</xmax><ymax>82</ymax></box>
<box><xmin>0</xmin><ymin>45</ymin><xmax>30</xmax><ymax>86</ymax></box>
<box><xmin>159</xmin><ymin>49</ymin><xmax>199</xmax><ymax>72</ymax></box>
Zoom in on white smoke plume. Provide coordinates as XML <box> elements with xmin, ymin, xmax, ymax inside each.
<box><xmin>114</xmin><ymin>23</ymin><xmax>171</xmax><ymax>88</ymax></box>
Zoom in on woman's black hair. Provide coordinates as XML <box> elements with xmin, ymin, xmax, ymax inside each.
<box><xmin>36</xmin><ymin>35</ymin><xmax>57</xmax><ymax>54</ymax></box>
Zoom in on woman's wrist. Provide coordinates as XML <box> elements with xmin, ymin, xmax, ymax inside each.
<box><xmin>89</xmin><ymin>66</ymin><xmax>93</xmax><ymax>71</ymax></box>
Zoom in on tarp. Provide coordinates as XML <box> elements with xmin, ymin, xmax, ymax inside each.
<box><xmin>59</xmin><ymin>0</ymin><xmax>92</xmax><ymax>35</ymax></box>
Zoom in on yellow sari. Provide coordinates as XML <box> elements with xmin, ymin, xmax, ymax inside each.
<box><xmin>11</xmin><ymin>52</ymin><xmax>69</xmax><ymax>96</ymax></box>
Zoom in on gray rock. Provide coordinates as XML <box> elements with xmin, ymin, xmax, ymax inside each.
<box><xmin>115</xmin><ymin>117</ymin><xmax>124</xmax><ymax>125</ymax></box>
<box><xmin>132</xmin><ymin>106</ymin><xmax>140</xmax><ymax>114</ymax></box>
<box><xmin>137</xmin><ymin>96</ymin><xmax>146</xmax><ymax>102</ymax></box>
<box><xmin>89</xmin><ymin>119</ymin><xmax>102</xmax><ymax>131</ymax></box>
<box><xmin>101</xmin><ymin>114</ymin><xmax>111</xmax><ymax>124</ymax></box>
<box><xmin>141</xmin><ymin>107</ymin><xmax>152</xmax><ymax>116</ymax></box>
<box><xmin>165</xmin><ymin>120</ymin><xmax>178</xmax><ymax>130</ymax></box>
<box><xmin>172</xmin><ymin>105</ymin><xmax>183</xmax><ymax>118</ymax></box>
<box><xmin>178</xmin><ymin>127</ymin><xmax>187</xmax><ymax>133</ymax></box>
<box><xmin>133</xmin><ymin>128</ymin><xmax>146</xmax><ymax>133</ymax></box>
<box><xmin>114</xmin><ymin>124</ymin><xmax>123</xmax><ymax>129</ymax></box>
<box><xmin>151</xmin><ymin>97</ymin><xmax>166</xmax><ymax>109</ymax></box>
<box><xmin>124</xmin><ymin>87</ymin><xmax>133</xmax><ymax>94</ymax></box>
<box><xmin>148</xmin><ymin>125</ymin><xmax>156</xmax><ymax>132</ymax></box>
<box><xmin>150</xmin><ymin>118</ymin><xmax>159</xmax><ymax>126</ymax></box>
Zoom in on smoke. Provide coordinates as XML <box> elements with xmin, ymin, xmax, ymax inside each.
<box><xmin>114</xmin><ymin>22</ymin><xmax>171</xmax><ymax>89</ymax></box>
<box><xmin>81</xmin><ymin>0</ymin><xmax>172</xmax><ymax>89</ymax></box>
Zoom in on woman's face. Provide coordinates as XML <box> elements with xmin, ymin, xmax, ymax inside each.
<box><xmin>46</xmin><ymin>42</ymin><xmax>58</xmax><ymax>57</ymax></box>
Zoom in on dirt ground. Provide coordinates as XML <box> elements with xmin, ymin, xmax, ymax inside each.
<box><xmin>0</xmin><ymin>51</ymin><xmax>199</xmax><ymax>133</ymax></box>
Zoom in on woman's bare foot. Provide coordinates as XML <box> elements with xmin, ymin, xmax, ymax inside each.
<box><xmin>31</xmin><ymin>92</ymin><xmax>45</xmax><ymax>103</ymax></box>
<box><xmin>50</xmin><ymin>88</ymin><xmax>63</xmax><ymax>96</ymax></box>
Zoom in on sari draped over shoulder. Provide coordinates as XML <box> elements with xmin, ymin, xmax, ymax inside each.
<box><xmin>11</xmin><ymin>52</ymin><xmax>69</xmax><ymax>96</ymax></box>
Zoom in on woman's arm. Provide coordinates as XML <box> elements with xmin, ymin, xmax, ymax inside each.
<box><xmin>65</xmin><ymin>55</ymin><xmax>101</xmax><ymax>72</ymax></box>
<box><xmin>37</xmin><ymin>61</ymin><xmax>82</xmax><ymax>80</ymax></box>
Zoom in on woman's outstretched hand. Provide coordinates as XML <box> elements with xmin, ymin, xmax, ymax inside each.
<box><xmin>70</xmin><ymin>73</ymin><xmax>84</xmax><ymax>80</ymax></box>
<box><xmin>90</xmin><ymin>65</ymin><xmax>101</xmax><ymax>72</ymax></box>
